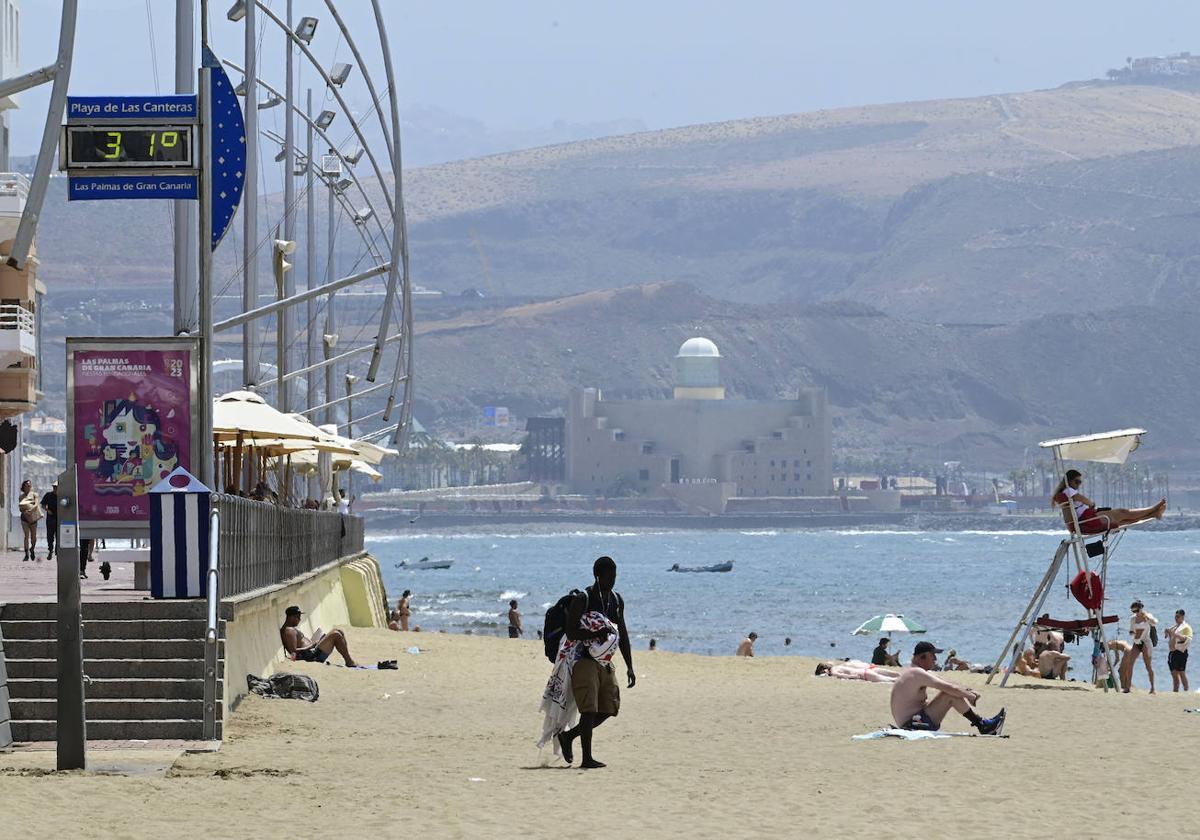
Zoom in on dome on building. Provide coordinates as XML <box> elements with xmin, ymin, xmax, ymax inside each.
<box><xmin>676</xmin><ymin>337</ymin><xmax>721</xmax><ymax>358</ymax></box>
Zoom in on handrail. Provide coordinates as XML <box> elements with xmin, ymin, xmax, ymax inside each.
<box><xmin>206</xmin><ymin>508</ymin><xmax>220</xmax><ymax>643</ymax></box>
<box><xmin>202</xmin><ymin>507</ymin><xmax>220</xmax><ymax>740</ymax></box>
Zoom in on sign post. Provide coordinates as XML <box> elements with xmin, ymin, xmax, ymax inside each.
<box><xmin>55</xmin><ymin>465</ymin><xmax>86</xmax><ymax>771</ymax></box>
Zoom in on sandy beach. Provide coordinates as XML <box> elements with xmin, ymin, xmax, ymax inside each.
<box><xmin>2</xmin><ymin>628</ymin><xmax>1198</xmax><ymax>838</ymax></box>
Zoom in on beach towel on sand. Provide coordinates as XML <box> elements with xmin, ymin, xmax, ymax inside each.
<box><xmin>537</xmin><ymin>611</ymin><xmax>617</xmax><ymax>755</ymax></box>
<box><xmin>853</xmin><ymin>728</ymin><xmax>1006</xmax><ymax>741</ymax></box>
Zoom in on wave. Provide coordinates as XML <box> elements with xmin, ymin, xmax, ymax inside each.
<box><xmin>738</xmin><ymin>530</ymin><xmax>779</xmax><ymax>536</ymax></box>
<box><xmin>417</xmin><ymin>609</ymin><xmax>504</xmax><ymax>620</ymax></box>
<box><xmin>499</xmin><ymin>590</ymin><xmax>528</xmax><ymax>601</ymax></box>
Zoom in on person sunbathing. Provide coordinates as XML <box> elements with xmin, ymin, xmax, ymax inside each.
<box><xmin>890</xmin><ymin>641</ymin><xmax>1005</xmax><ymax>734</ymax></box>
<box><xmin>1037</xmin><ymin>649</ymin><xmax>1071</xmax><ymax>680</ymax></box>
<box><xmin>814</xmin><ymin>660</ymin><xmax>900</xmax><ymax>683</ymax></box>
<box><xmin>1014</xmin><ymin>648</ymin><xmax>1040</xmax><ymax>677</ymax></box>
<box><xmin>942</xmin><ymin>650</ymin><xmax>993</xmax><ymax>674</ymax></box>
<box><xmin>280</xmin><ymin>605</ymin><xmax>357</xmax><ymax>666</ymax></box>
<box><xmin>1051</xmin><ymin>469</ymin><xmax>1165</xmax><ymax>535</ymax></box>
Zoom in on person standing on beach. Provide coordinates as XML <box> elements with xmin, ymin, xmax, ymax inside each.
<box><xmin>508</xmin><ymin>599</ymin><xmax>523</xmax><ymax>638</ymax></box>
<box><xmin>1119</xmin><ymin>600</ymin><xmax>1157</xmax><ymax>694</ymax></box>
<box><xmin>736</xmin><ymin>632</ymin><xmax>758</xmax><ymax>656</ymax></box>
<box><xmin>394</xmin><ymin>590</ymin><xmax>412</xmax><ymax>632</ymax></box>
<box><xmin>1166</xmin><ymin>609</ymin><xmax>1192</xmax><ymax>692</ymax></box>
<box><xmin>557</xmin><ymin>555</ymin><xmax>635</xmax><ymax>770</ymax></box>
<box><xmin>890</xmin><ymin>641</ymin><xmax>1005</xmax><ymax>734</ymax></box>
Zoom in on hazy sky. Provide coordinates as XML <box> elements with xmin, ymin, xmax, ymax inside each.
<box><xmin>14</xmin><ymin>0</ymin><xmax>1200</xmax><ymax>159</ymax></box>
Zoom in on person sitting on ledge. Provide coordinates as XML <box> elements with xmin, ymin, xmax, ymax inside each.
<box><xmin>1051</xmin><ymin>469</ymin><xmax>1164</xmax><ymax>535</ymax></box>
<box><xmin>280</xmin><ymin>605</ymin><xmax>357</xmax><ymax>666</ymax></box>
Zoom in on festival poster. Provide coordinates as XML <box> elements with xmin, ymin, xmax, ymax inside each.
<box><xmin>71</xmin><ymin>347</ymin><xmax>193</xmax><ymax>523</ymax></box>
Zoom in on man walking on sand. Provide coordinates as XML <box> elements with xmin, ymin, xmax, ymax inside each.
<box><xmin>508</xmin><ymin>599</ymin><xmax>523</xmax><ymax>638</ymax></box>
<box><xmin>1166</xmin><ymin>609</ymin><xmax>1192</xmax><ymax>692</ymax></box>
<box><xmin>736</xmin><ymin>632</ymin><xmax>758</xmax><ymax>657</ymax></box>
<box><xmin>890</xmin><ymin>641</ymin><xmax>1005</xmax><ymax>734</ymax></box>
<box><xmin>557</xmin><ymin>556</ymin><xmax>635</xmax><ymax>769</ymax></box>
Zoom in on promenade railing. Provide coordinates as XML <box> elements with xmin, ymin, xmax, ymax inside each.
<box><xmin>213</xmin><ymin>493</ymin><xmax>365</xmax><ymax>598</ymax></box>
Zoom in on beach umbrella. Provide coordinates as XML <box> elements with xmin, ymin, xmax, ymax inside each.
<box><xmin>851</xmin><ymin>614</ymin><xmax>927</xmax><ymax>636</ymax></box>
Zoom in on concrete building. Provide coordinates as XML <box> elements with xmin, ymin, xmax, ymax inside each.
<box><xmin>0</xmin><ymin>170</ymin><xmax>44</xmax><ymax>549</ymax></box>
<box><xmin>0</xmin><ymin>0</ymin><xmax>19</xmax><ymax>169</ymax></box>
<box><xmin>566</xmin><ymin>338</ymin><xmax>832</xmax><ymax>500</ymax></box>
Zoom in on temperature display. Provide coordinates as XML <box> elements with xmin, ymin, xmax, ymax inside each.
<box><xmin>65</xmin><ymin>125</ymin><xmax>194</xmax><ymax>169</ymax></box>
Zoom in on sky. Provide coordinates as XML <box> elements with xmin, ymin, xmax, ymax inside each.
<box><xmin>13</xmin><ymin>0</ymin><xmax>1200</xmax><ymax>160</ymax></box>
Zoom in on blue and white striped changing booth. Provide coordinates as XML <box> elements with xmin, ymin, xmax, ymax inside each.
<box><xmin>149</xmin><ymin>467</ymin><xmax>211</xmax><ymax>599</ymax></box>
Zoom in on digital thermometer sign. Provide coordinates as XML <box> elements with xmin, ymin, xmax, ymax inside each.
<box><xmin>64</xmin><ymin>125</ymin><xmax>195</xmax><ymax>169</ymax></box>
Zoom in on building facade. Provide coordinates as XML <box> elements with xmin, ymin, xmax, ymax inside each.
<box><xmin>566</xmin><ymin>338</ymin><xmax>832</xmax><ymax>497</ymax></box>
<box><xmin>0</xmin><ymin>0</ymin><xmax>19</xmax><ymax>170</ymax></box>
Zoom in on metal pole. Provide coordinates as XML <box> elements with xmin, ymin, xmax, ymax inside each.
<box><xmin>174</xmin><ymin>0</ymin><xmax>198</xmax><ymax>334</ymax></box>
<box><xmin>242</xmin><ymin>0</ymin><xmax>260</xmax><ymax>386</ymax></box>
<box><xmin>281</xmin><ymin>0</ymin><xmax>295</xmax><ymax>406</ymax></box>
<box><xmin>305</xmin><ymin>88</ymin><xmax>317</xmax><ymax>500</ymax></box>
<box><xmin>7</xmin><ymin>0</ymin><xmax>78</xmax><ymax>269</ymax></box>
<box><xmin>198</xmin><ymin>57</ymin><xmax>215</xmax><ymax>488</ymax></box>
<box><xmin>324</xmin><ymin>173</ymin><xmax>337</xmax><ymax>426</ymax></box>
<box><xmin>55</xmin><ymin>466</ymin><xmax>85</xmax><ymax>770</ymax></box>
<box><xmin>365</xmin><ymin>0</ymin><xmax>407</xmax><ymax>382</ymax></box>
<box><xmin>274</xmin><ymin>224</ymin><xmax>287</xmax><ymax>412</ymax></box>
<box><xmin>212</xmin><ymin>261</ymin><xmax>387</xmax><ymax>332</ymax></box>
<box><xmin>345</xmin><ymin>374</ymin><xmax>355</xmax><ymax>507</ymax></box>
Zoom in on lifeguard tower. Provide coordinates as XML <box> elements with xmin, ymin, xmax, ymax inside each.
<box><xmin>988</xmin><ymin>428</ymin><xmax>1156</xmax><ymax>690</ymax></box>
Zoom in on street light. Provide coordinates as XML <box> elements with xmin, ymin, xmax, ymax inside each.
<box><xmin>330</xmin><ymin>62</ymin><xmax>353</xmax><ymax>87</ymax></box>
<box><xmin>234</xmin><ymin>79</ymin><xmax>247</xmax><ymax>96</ymax></box>
<box><xmin>316</xmin><ymin>110</ymin><xmax>336</xmax><ymax>129</ymax></box>
<box><xmin>227</xmin><ymin>0</ymin><xmax>246</xmax><ymax>22</ymax></box>
<box><xmin>273</xmin><ymin>234</ymin><xmax>298</xmax><ymax>412</ymax></box>
<box><xmin>258</xmin><ymin>94</ymin><xmax>283</xmax><ymax>110</ymax></box>
<box><xmin>333</xmin><ymin>177</ymin><xmax>352</xmax><ymax>194</ymax></box>
<box><xmin>295</xmin><ymin>16</ymin><xmax>319</xmax><ymax>44</ymax></box>
<box><xmin>343</xmin><ymin>146</ymin><xmax>364</xmax><ymax>165</ymax></box>
<box><xmin>353</xmin><ymin>207</ymin><xmax>374</xmax><ymax>225</ymax></box>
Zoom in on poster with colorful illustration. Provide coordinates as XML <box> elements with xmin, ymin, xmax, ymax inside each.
<box><xmin>69</xmin><ymin>340</ymin><xmax>197</xmax><ymax>526</ymax></box>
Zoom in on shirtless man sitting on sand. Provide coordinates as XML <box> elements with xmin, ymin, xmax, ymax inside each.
<box><xmin>280</xmin><ymin>605</ymin><xmax>357</xmax><ymax>666</ymax></box>
<box><xmin>890</xmin><ymin>641</ymin><xmax>1005</xmax><ymax>734</ymax></box>
<box><xmin>815</xmin><ymin>659</ymin><xmax>901</xmax><ymax>683</ymax></box>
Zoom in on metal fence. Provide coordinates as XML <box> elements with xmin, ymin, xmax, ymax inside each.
<box><xmin>214</xmin><ymin>493</ymin><xmax>365</xmax><ymax>598</ymax></box>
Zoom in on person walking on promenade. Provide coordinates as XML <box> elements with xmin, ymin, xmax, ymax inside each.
<box><xmin>557</xmin><ymin>555</ymin><xmax>635</xmax><ymax>769</ymax></box>
<box><xmin>1166</xmin><ymin>609</ymin><xmax>1192</xmax><ymax>692</ymax></box>
<box><xmin>508</xmin><ymin>599</ymin><xmax>523</xmax><ymax>638</ymax></box>
<box><xmin>1120</xmin><ymin>600</ymin><xmax>1158</xmax><ymax>694</ymax></box>
<box><xmin>40</xmin><ymin>483</ymin><xmax>58</xmax><ymax>560</ymax></box>
<box><xmin>17</xmin><ymin>479</ymin><xmax>40</xmax><ymax>561</ymax></box>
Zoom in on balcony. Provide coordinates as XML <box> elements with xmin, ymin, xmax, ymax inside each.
<box><xmin>0</xmin><ymin>303</ymin><xmax>34</xmax><ymax>368</ymax></box>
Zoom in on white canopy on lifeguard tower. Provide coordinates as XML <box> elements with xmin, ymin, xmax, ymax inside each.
<box><xmin>1038</xmin><ymin>428</ymin><xmax>1146</xmax><ymax>465</ymax></box>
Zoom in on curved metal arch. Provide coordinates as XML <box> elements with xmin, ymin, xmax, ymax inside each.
<box><xmin>223</xmin><ymin>58</ymin><xmax>389</xmax><ymax>248</ymax></box>
<box><xmin>323</xmin><ymin>0</ymin><xmax>394</xmax><ymax>162</ymax></box>
<box><xmin>248</xmin><ymin>0</ymin><xmax>395</xmax><ymax>217</ymax></box>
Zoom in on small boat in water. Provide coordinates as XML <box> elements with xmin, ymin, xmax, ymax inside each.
<box><xmin>397</xmin><ymin>556</ymin><xmax>454</xmax><ymax>570</ymax></box>
<box><xmin>668</xmin><ymin>561</ymin><xmax>733</xmax><ymax>573</ymax></box>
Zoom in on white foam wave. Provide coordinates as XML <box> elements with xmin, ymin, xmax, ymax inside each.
<box><xmin>499</xmin><ymin>590</ymin><xmax>528</xmax><ymax>601</ymax></box>
<box><xmin>738</xmin><ymin>530</ymin><xmax>778</xmax><ymax>536</ymax></box>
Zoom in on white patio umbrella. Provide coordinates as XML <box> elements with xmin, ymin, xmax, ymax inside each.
<box><xmin>851</xmin><ymin>614</ymin><xmax>927</xmax><ymax>636</ymax></box>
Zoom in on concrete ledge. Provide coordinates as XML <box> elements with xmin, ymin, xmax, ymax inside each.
<box><xmin>220</xmin><ymin>552</ymin><xmax>387</xmax><ymax>715</ymax></box>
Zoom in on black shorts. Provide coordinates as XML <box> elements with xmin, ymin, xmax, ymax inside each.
<box><xmin>296</xmin><ymin>646</ymin><xmax>330</xmax><ymax>663</ymax></box>
<box><xmin>1168</xmin><ymin>649</ymin><xmax>1189</xmax><ymax>672</ymax></box>
<box><xmin>508</xmin><ymin>626</ymin><xmax>520</xmax><ymax>638</ymax></box>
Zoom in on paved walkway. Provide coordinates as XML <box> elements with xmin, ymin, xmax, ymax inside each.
<box><xmin>0</xmin><ymin>546</ymin><xmax>145</xmax><ymax>602</ymax></box>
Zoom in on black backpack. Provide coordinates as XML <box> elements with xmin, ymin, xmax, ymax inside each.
<box><xmin>543</xmin><ymin>589</ymin><xmax>585</xmax><ymax>663</ymax></box>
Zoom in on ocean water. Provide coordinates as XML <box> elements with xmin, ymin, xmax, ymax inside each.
<box><xmin>370</xmin><ymin>528</ymin><xmax>1199</xmax><ymax>686</ymax></box>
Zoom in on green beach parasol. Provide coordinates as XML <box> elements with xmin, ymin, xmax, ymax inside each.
<box><xmin>851</xmin><ymin>614</ymin><xmax>927</xmax><ymax>636</ymax></box>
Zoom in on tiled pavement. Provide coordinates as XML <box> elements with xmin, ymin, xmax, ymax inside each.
<box><xmin>0</xmin><ymin>546</ymin><xmax>144</xmax><ymax>601</ymax></box>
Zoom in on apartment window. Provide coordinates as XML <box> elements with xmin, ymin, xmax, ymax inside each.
<box><xmin>769</xmin><ymin>460</ymin><xmax>775</xmax><ymax>467</ymax></box>
<box><xmin>793</xmin><ymin>460</ymin><xmax>800</xmax><ymax>467</ymax></box>
<box><xmin>614</xmin><ymin>431</ymin><xmax>625</xmax><ymax>441</ymax></box>
<box><xmin>773</xmin><ymin>431</ymin><xmax>783</xmax><ymax>439</ymax></box>
<box><xmin>641</xmin><ymin>442</ymin><xmax>654</xmax><ymax>455</ymax></box>
<box><xmin>770</xmin><ymin>474</ymin><xmax>775</xmax><ymax>482</ymax></box>
<box><xmin>638</xmin><ymin>469</ymin><xmax>649</xmax><ymax>481</ymax></box>
<box><xmin>806</xmin><ymin>473</ymin><xmax>812</xmax><ymax>481</ymax></box>
<box><xmin>807</xmin><ymin>460</ymin><xmax>812</xmax><ymax>467</ymax></box>
<box><xmin>794</xmin><ymin>473</ymin><xmax>800</xmax><ymax>481</ymax></box>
